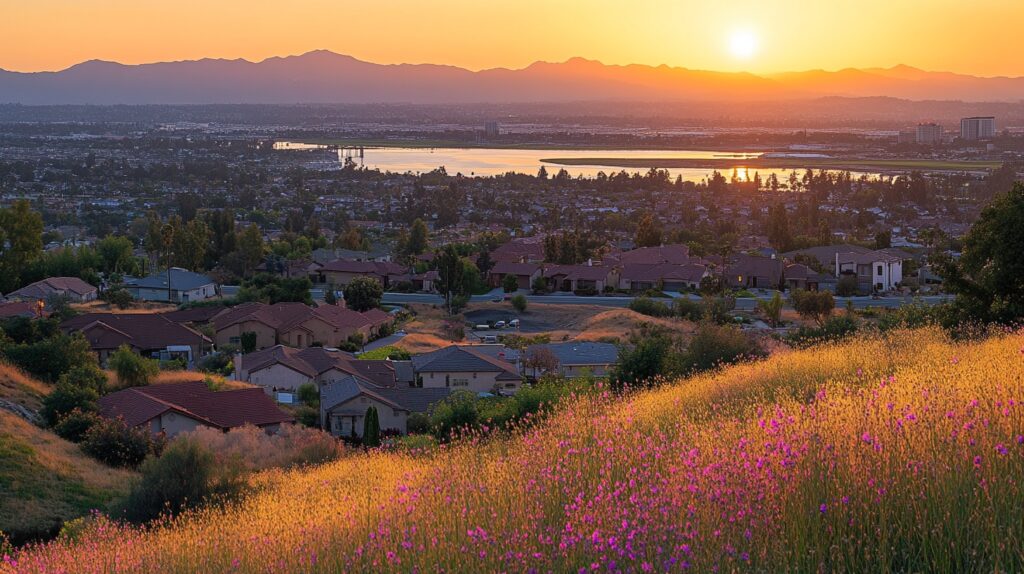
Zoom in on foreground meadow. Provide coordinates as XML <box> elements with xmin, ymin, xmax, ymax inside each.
<box><xmin>5</xmin><ymin>328</ymin><xmax>1024</xmax><ymax>573</ymax></box>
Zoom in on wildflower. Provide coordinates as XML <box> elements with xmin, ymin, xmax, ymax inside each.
<box><xmin>973</xmin><ymin>455</ymin><xmax>983</xmax><ymax>468</ymax></box>
<box><xmin>996</xmin><ymin>444</ymin><xmax>1008</xmax><ymax>455</ymax></box>
<box><xmin>819</xmin><ymin>503</ymin><xmax>828</xmax><ymax>514</ymax></box>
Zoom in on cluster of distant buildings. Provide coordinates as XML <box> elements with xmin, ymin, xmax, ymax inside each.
<box><xmin>901</xmin><ymin>116</ymin><xmax>995</xmax><ymax>145</ymax></box>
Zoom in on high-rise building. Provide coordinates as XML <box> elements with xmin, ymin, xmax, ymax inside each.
<box><xmin>915</xmin><ymin>123</ymin><xmax>942</xmax><ymax>145</ymax></box>
<box><xmin>484</xmin><ymin>121</ymin><xmax>500</xmax><ymax>138</ymax></box>
<box><xmin>960</xmin><ymin>116</ymin><xmax>995</xmax><ymax>140</ymax></box>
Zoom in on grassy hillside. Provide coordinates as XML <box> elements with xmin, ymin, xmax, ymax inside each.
<box><xmin>0</xmin><ymin>411</ymin><xmax>136</xmax><ymax>546</ymax></box>
<box><xmin>7</xmin><ymin>328</ymin><xmax>1024</xmax><ymax>572</ymax></box>
<box><xmin>0</xmin><ymin>364</ymin><xmax>50</xmax><ymax>413</ymax></box>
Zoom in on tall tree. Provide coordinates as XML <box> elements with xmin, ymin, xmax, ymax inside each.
<box><xmin>634</xmin><ymin>213</ymin><xmax>663</xmax><ymax>248</ymax></box>
<box><xmin>0</xmin><ymin>200</ymin><xmax>43</xmax><ymax>292</ymax></box>
<box><xmin>937</xmin><ymin>182</ymin><xmax>1024</xmax><ymax>324</ymax></box>
<box><xmin>405</xmin><ymin>219</ymin><xmax>429</xmax><ymax>256</ymax></box>
<box><xmin>435</xmin><ymin>245</ymin><xmax>465</xmax><ymax>315</ymax></box>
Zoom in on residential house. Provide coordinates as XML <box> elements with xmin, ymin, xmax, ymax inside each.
<box><xmin>782</xmin><ymin>244</ymin><xmax>872</xmax><ymax>270</ymax></box>
<box><xmin>6</xmin><ymin>277</ymin><xmax>97</xmax><ymax>303</ymax></box>
<box><xmin>212</xmin><ymin>302</ymin><xmax>392</xmax><ymax>350</ymax></box>
<box><xmin>318</xmin><ymin>259</ymin><xmax>409</xmax><ymax>289</ymax></box>
<box><xmin>412</xmin><ymin>345</ymin><xmax>522</xmax><ymax>393</ymax></box>
<box><xmin>124</xmin><ymin>268</ymin><xmax>217</xmax><ymax>303</ymax></box>
<box><xmin>614</xmin><ymin>244</ymin><xmax>693</xmax><ymax>266</ymax></box>
<box><xmin>783</xmin><ymin>263</ymin><xmax>832</xmax><ymax>292</ymax></box>
<box><xmin>618</xmin><ymin>263</ymin><xmax>707</xmax><ymax>292</ymax></box>
<box><xmin>724</xmin><ymin>255</ymin><xmax>784</xmax><ymax>290</ymax></box>
<box><xmin>236</xmin><ymin>344</ymin><xmax>397</xmax><ymax>398</ymax></box>
<box><xmin>320</xmin><ymin>376</ymin><xmax>450</xmax><ymax>437</ymax></box>
<box><xmin>60</xmin><ymin>313</ymin><xmax>211</xmax><ymax>365</ymax></box>
<box><xmin>488</xmin><ymin>262</ymin><xmax>542</xmax><ymax>290</ymax></box>
<box><xmin>255</xmin><ymin>259</ymin><xmax>323</xmax><ymax>281</ymax></box>
<box><xmin>490</xmin><ymin>238</ymin><xmax>545</xmax><ymax>264</ymax></box>
<box><xmin>98</xmin><ymin>381</ymin><xmax>293</xmax><ymax>438</ymax></box>
<box><xmin>835</xmin><ymin>251</ymin><xmax>904</xmax><ymax>292</ymax></box>
<box><xmin>524</xmin><ymin>341</ymin><xmax>618</xmax><ymax>378</ymax></box>
<box><xmin>543</xmin><ymin>264</ymin><xmax>618</xmax><ymax>293</ymax></box>
<box><xmin>0</xmin><ymin>300</ymin><xmax>44</xmax><ymax>319</ymax></box>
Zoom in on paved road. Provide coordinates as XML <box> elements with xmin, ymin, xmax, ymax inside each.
<box><xmin>382</xmin><ymin>291</ymin><xmax>951</xmax><ymax>310</ymax></box>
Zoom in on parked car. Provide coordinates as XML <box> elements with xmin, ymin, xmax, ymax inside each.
<box><xmin>475</xmin><ymin>324</ymin><xmax>490</xmax><ymax>330</ymax></box>
<box><xmin>495</xmin><ymin>320</ymin><xmax>506</xmax><ymax>329</ymax></box>
<box><xmin>508</xmin><ymin>319</ymin><xmax>520</xmax><ymax>328</ymax></box>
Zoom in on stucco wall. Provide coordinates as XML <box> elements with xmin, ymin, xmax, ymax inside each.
<box><xmin>216</xmin><ymin>321</ymin><xmax>277</xmax><ymax>350</ymax></box>
<box><xmin>248</xmin><ymin>363</ymin><xmax>313</xmax><ymax>392</ymax></box>
<box><xmin>327</xmin><ymin>395</ymin><xmax>407</xmax><ymax>436</ymax></box>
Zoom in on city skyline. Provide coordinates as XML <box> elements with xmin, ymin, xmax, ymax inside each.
<box><xmin>2</xmin><ymin>0</ymin><xmax>1023</xmax><ymax>76</ymax></box>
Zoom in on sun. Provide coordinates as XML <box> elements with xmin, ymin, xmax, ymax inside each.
<box><xmin>728</xmin><ymin>29</ymin><xmax>759</xmax><ymax>60</ymax></box>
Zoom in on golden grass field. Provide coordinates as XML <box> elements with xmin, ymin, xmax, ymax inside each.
<box><xmin>5</xmin><ymin>327</ymin><xmax>1024</xmax><ymax>572</ymax></box>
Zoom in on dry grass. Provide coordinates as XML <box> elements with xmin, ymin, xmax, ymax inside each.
<box><xmin>71</xmin><ymin>301</ymin><xmax>177</xmax><ymax>314</ymax></box>
<box><xmin>0</xmin><ymin>363</ymin><xmax>51</xmax><ymax>411</ymax></box>
<box><xmin>151</xmin><ymin>370</ymin><xmax>254</xmax><ymax>391</ymax></box>
<box><xmin>15</xmin><ymin>328</ymin><xmax>1022</xmax><ymax>572</ymax></box>
<box><xmin>0</xmin><ymin>411</ymin><xmax>135</xmax><ymax>544</ymax></box>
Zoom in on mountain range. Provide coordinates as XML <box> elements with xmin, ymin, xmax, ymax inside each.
<box><xmin>1</xmin><ymin>50</ymin><xmax>1022</xmax><ymax>105</ymax></box>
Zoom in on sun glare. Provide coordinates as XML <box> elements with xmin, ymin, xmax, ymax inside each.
<box><xmin>728</xmin><ymin>29</ymin><xmax>758</xmax><ymax>60</ymax></box>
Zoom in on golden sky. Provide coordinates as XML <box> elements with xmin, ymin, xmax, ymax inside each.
<box><xmin>2</xmin><ymin>0</ymin><xmax>1022</xmax><ymax>76</ymax></box>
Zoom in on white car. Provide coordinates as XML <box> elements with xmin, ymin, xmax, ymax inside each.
<box><xmin>508</xmin><ymin>319</ymin><xmax>520</xmax><ymax>328</ymax></box>
<box><xmin>494</xmin><ymin>320</ymin><xmax>507</xmax><ymax>329</ymax></box>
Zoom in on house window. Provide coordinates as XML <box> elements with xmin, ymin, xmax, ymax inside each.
<box><xmin>876</xmin><ymin>264</ymin><xmax>883</xmax><ymax>276</ymax></box>
<box><xmin>229</xmin><ymin>337</ymin><xmax>241</xmax><ymax>345</ymax></box>
<box><xmin>451</xmin><ymin>378</ymin><xmax>470</xmax><ymax>387</ymax></box>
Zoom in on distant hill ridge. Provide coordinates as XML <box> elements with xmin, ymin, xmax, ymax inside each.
<box><xmin>1</xmin><ymin>50</ymin><xmax>1022</xmax><ymax>104</ymax></box>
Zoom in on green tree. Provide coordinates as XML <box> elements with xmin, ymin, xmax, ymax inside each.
<box><xmin>96</xmin><ymin>235</ymin><xmax>135</xmax><ymax>274</ymax></box>
<box><xmin>511</xmin><ymin>293</ymin><xmax>527</xmax><ymax>313</ymax></box>
<box><xmin>757</xmin><ymin>291</ymin><xmax>784</xmax><ymax>328</ymax></box>
<box><xmin>766</xmin><ymin>203</ymin><xmax>793</xmax><ymax>252</ymax></box>
<box><xmin>40</xmin><ymin>383</ymin><xmax>99</xmax><ymax>427</ymax></box>
<box><xmin>240</xmin><ymin>331</ymin><xmax>258</xmax><ymax>354</ymax></box>
<box><xmin>362</xmin><ymin>406</ymin><xmax>381</xmax><ymax>447</ymax></box>
<box><xmin>502</xmin><ymin>273</ymin><xmax>519</xmax><ymax>293</ymax></box>
<box><xmin>236</xmin><ymin>224</ymin><xmax>265</xmax><ymax>277</ymax></box>
<box><xmin>610</xmin><ymin>326</ymin><xmax>679</xmax><ymax>391</ymax></box>
<box><xmin>531</xmin><ymin>276</ymin><xmax>548</xmax><ymax>293</ymax></box>
<box><xmin>108</xmin><ymin>345</ymin><xmax>160</xmax><ymax>388</ymax></box>
<box><xmin>634</xmin><ymin>212</ymin><xmax>663</xmax><ymax>248</ymax></box>
<box><xmin>236</xmin><ymin>274</ymin><xmax>312</xmax><ymax>305</ymax></box>
<box><xmin>791</xmin><ymin>289</ymin><xmax>835</xmax><ymax>327</ymax></box>
<box><xmin>405</xmin><ymin>218</ymin><xmax>429</xmax><ymax>256</ymax></box>
<box><xmin>343</xmin><ymin>276</ymin><xmax>384</xmax><ymax>312</ymax></box>
<box><xmin>0</xmin><ymin>200</ymin><xmax>44</xmax><ymax>292</ymax></box>
<box><xmin>681</xmin><ymin>323</ymin><xmax>761</xmax><ymax>374</ymax></box>
<box><xmin>80</xmin><ymin>416</ymin><xmax>154</xmax><ymax>468</ymax></box>
<box><xmin>435</xmin><ymin>245</ymin><xmax>465</xmax><ymax>315</ymax></box>
<box><xmin>937</xmin><ymin>182</ymin><xmax>1024</xmax><ymax>324</ymax></box>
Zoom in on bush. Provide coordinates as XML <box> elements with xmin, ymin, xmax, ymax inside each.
<box><xmin>835</xmin><ymin>275</ymin><xmax>859</xmax><ymax>297</ymax></box>
<box><xmin>792</xmin><ymin>289</ymin><xmax>835</xmax><ymax>326</ymax></box>
<box><xmin>52</xmin><ymin>409</ymin><xmax>101</xmax><ymax>442</ymax></box>
<box><xmin>628</xmin><ymin>296</ymin><xmax>673</xmax><ymax>318</ymax></box>
<box><xmin>294</xmin><ymin>404</ymin><xmax>321</xmax><ymax>428</ymax></box>
<box><xmin>185</xmin><ymin>424</ymin><xmax>342</xmax><ymax>471</ymax></box>
<box><xmin>296</xmin><ymin>383</ymin><xmax>319</xmax><ymax>408</ymax></box>
<box><xmin>240</xmin><ymin>331</ymin><xmax>258</xmax><ymax>354</ymax></box>
<box><xmin>108</xmin><ymin>345</ymin><xmax>160</xmax><ymax>389</ymax></box>
<box><xmin>573</xmin><ymin>287</ymin><xmax>598</xmax><ymax>296</ymax></box>
<box><xmin>511</xmin><ymin>293</ymin><xmax>527</xmax><ymax>312</ymax></box>
<box><xmin>59</xmin><ymin>363</ymin><xmax>108</xmax><ymax>394</ymax></box>
<box><xmin>502</xmin><ymin>274</ymin><xmax>519</xmax><ymax>293</ymax></box>
<box><xmin>40</xmin><ymin>383</ymin><xmax>98</xmax><ymax>427</ymax></box>
<box><xmin>788</xmin><ymin>314</ymin><xmax>860</xmax><ymax>347</ymax></box>
<box><xmin>358</xmin><ymin>345</ymin><xmax>411</xmax><ymax>360</ymax></box>
<box><xmin>407</xmin><ymin>412</ymin><xmax>432</xmax><ymax>435</ymax></box>
<box><xmin>531</xmin><ymin>276</ymin><xmax>548</xmax><ymax>293</ymax></box>
<box><xmin>117</xmin><ymin>436</ymin><xmax>248</xmax><ymax>524</ymax></box>
<box><xmin>343</xmin><ymin>276</ymin><xmax>384</xmax><ymax>312</ymax></box>
<box><xmin>611</xmin><ymin>325</ymin><xmax>681</xmax><ymax>390</ymax></box>
<box><xmin>673</xmin><ymin>298</ymin><xmax>703</xmax><ymax>321</ymax></box>
<box><xmin>80</xmin><ymin>417</ymin><xmax>156</xmax><ymax>468</ymax></box>
<box><xmin>701</xmin><ymin>296</ymin><xmax>736</xmax><ymax>325</ymax></box>
<box><xmin>680</xmin><ymin>323</ymin><xmax>762</xmax><ymax>374</ymax></box>
<box><xmin>0</xmin><ymin>331</ymin><xmax>97</xmax><ymax>383</ymax></box>
<box><xmin>100</xmin><ymin>287</ymin><xmax>134</xmax><ymax>309</ymax></box>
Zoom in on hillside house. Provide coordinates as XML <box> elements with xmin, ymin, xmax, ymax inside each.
<box><xmin>60</xmin><ymin>312</ymin><xmax>210</xmax><ymax>366</ymax></box>
<box><xmin>411</xmin><ymin>345</ymin><xmax>522</xmax><ymax>393</ymax></box>
<box><xmin>6</xmin><ymin>277</ymin><xmax>97</xmax><ymax>303</ymax></box>
<box><xmin>124</xmin><ymin>268</ymin><xmax>217</xmax><ymax>303</ymax></box>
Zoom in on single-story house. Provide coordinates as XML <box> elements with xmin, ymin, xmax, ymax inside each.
<box><xmin>523</xmin><ymin>341</ymin><xmax>618</xmax><ymax>378</ymax></box>
<box><xmin>783</xmin><ymin>263</ymin><xmax>831</xmax><ymax>292</ymax></box>
<box><xmin>618</xmin><ymin>263</ymin><xmax>707</xmax><ymax>292</ymax></box>
<box><xmin>6</xmin><ymin>277</ymin><xmax>98</xmax><ymax>303</ymax></box>
<box><xmin>724</xmin><ymin>255</ymin><xmax>784</xmax><ymax>290</ymax></box>
<box><xmin>236</xmin><ymin>344</ymin><xmax>397</xmax><ymax>399</ymax></box>
<box><xmin>490</xmin><ymin>239</ymin><xmax>545</xmax><ymax>264</ymax></box>
<box><xmin>124</xmin><ymin>268</ymin><xmax>217</xmax><ymax>303</ymax></box>
<box><xmin>320</xmin><ymin>376</ymin><xmax>451</xmax><ymax>437</ymax></box>
<box><xmin>488</xmin><ymin>261</ymin><xmax>542</xmax><ymax>290</ymax></box>
<box><xmin>613</xmin><ymin>244</ymin><xmax>692</xmax><ymax>266</ymax></box>
<box><xmin>60</xmin><ymin>312</ymin><xmax>211</xmax><ymax>366</ymax></box>
<box><xmin>318</xmin><ymin>259</ymin><xmax>408</xmax><ymax>288</ymax></box>
<box><xmin>98</xmin><ymin>381</ymin><xmax>293</xmax><ymax>438</ymax></box>
<box><xmin>0</xmin><ymin>300</ymin><xmax>44</xmax><ymax>319</ymax></box>
<box><xmin>543</xmin><ymin>264</ymin><xmax>619</xmax><ymax>293</ymax></box>
<box><xmin>212</xmin><ymin>302</ymin><xmax>393</xmax><ymax>350</ymax></box>
<box><xmin>412</xmin><ymin>345</ymin><xmax>522</xmax><ymax>393</ymax></box>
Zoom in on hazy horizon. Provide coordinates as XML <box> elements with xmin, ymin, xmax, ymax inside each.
<box><xmin>3</xmin><ymin>0</ymin><xmax>1023</xmax><ymax>76</ymax></box>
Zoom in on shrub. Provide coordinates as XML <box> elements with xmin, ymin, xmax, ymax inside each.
<box><xmin>186</xmin><ymin>424</ymin><xmax>342</xmax><ymax>471</ymax></box>
<box><xmin>701</xmin><ymin>296</ymin><xmax>736</xmax><ymax>325</ymax></box>
<box><xmin>100</xmin><ymin>287</ymin><xmax>134</xmax><ymax>309</ymax></box>
<box><xmin>791</xmin><ymin>288</ymin><xmax>835</xmax><ymax>326</ymax></box>
<box><xmin>343</xmin><ymin>276</ymin><xmax>384</xmax><ymax>312</ymax></box>
<box><xmin>502</xmin><ymin>273</ymin><xmax>519</xmax><ymax>293</ymax></box>
<box><xmin>407</xmin><ymin>412</ymin><xmax>432</xmax><ymax>435</ymax></box>
<box><xmin>673</xmin><ymin>297</ymin><xmax>703</xmax><ymax>321</ymax></box>
<box><xmin>628</xmin><ymin>296</ymin><xmax>673</xmax><ymax>318</ymax></box>
<box><xmin>788</xmin><ymin>314</ymin><xmax>860</xmax><ymax>347</ymax></box>
<box><xmin>680</xmin><ymin>322</ymin><xmax>762</xmax><ymax>374</ymax></box>
<box><xmin>362</xmin><ymin>406</ymin><xmax>381</xmax><ymax>448</ymax></box>
<box><xmin>294</xmin><ymin>405</ymin><xmax>321</xmax><ymax>428</ymax></box>
<box><xmin>296</xmin><ymin>383</ymin><xmax>319</xmax><ymax>408</ymax></box>
<box><xmin>117</xmin><ymin>436</ymin><xmax>248</xmax><ymax>524</ymax></box>
<box><xmin>511</xmin><ymin>293</ymin><xmax>527</xmax><ymax>312</ymax></box>
<box><xmin>40</xmin><ymin>383</ymin><xmax>98</xmax><ymax>427</ymax></box>
<box><xmin>611</xmin><ymin>325</ymin><xmax>681</xmax><ymax>390</ymax></box>
<box><xmin>358</xmin><ymin>345</ymin><xmax>411</xmax><ymax>360</ymax></box>
<box><xmin>80</xmin><ymin>417</ymin><xmax>155</xmax><ymax>468</ymax></box>
<box><xmin>531</xmin><ymin>276</ymin><xmax>548</xmax><ymax>293</ymax></box>
<box><xmin>0</xmin><ymin>331</ymin><xmax>97</xmax><ymax>383</ymax></box>
<box><xmin>836</xmin><ymin>275</ymin><xmax>859</xmax><ymax>297</ymax></box>
<box><xmin>52</xmin><ymin>408</ymin><xmax>101</xmax><ymax>442</ymax></box>
<box><xmin>240</xmin><ymin>331</ymin><xmax>258</xmax><ymax>354</ymax></box>
<box><xmin>108</xmin><ymin>345</ymin><xmax>160</xmax><ymax>388</ymax></box>
<box><xmin>573</xmin><ymin>287</ymin><xmax>598</xmax><ymax>296</ymax></box>
<box><xmin>58</xmin><ymin>363</ymin><xmax>108</xmax><ymax>394</ymax></box>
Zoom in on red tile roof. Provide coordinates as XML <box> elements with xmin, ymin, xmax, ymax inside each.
<box><xmin>98</xmin><ymin>381</ymin><xmax>294</xmax><ymax>430</ymax></box>
<box><xmin>60</xmin><ymin>313</ymin><xmax>210</xmax><ymax>351</ymax></box>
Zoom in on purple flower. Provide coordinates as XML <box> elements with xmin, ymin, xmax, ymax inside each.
<box><xmin>996</xmin><ymin>444</ymin><xmax>1008</xmax><ymax>456</ymax></box>
<box><xmin>819</xmin><ymin>503</ymin><xmax>828</xmax><ymax>514</ymax></box>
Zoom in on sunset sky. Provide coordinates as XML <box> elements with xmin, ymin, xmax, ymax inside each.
<box><xmin>2</xmin><ymin>0</ymin><xmax>1022</xmax><ymax>76</ymax></box>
